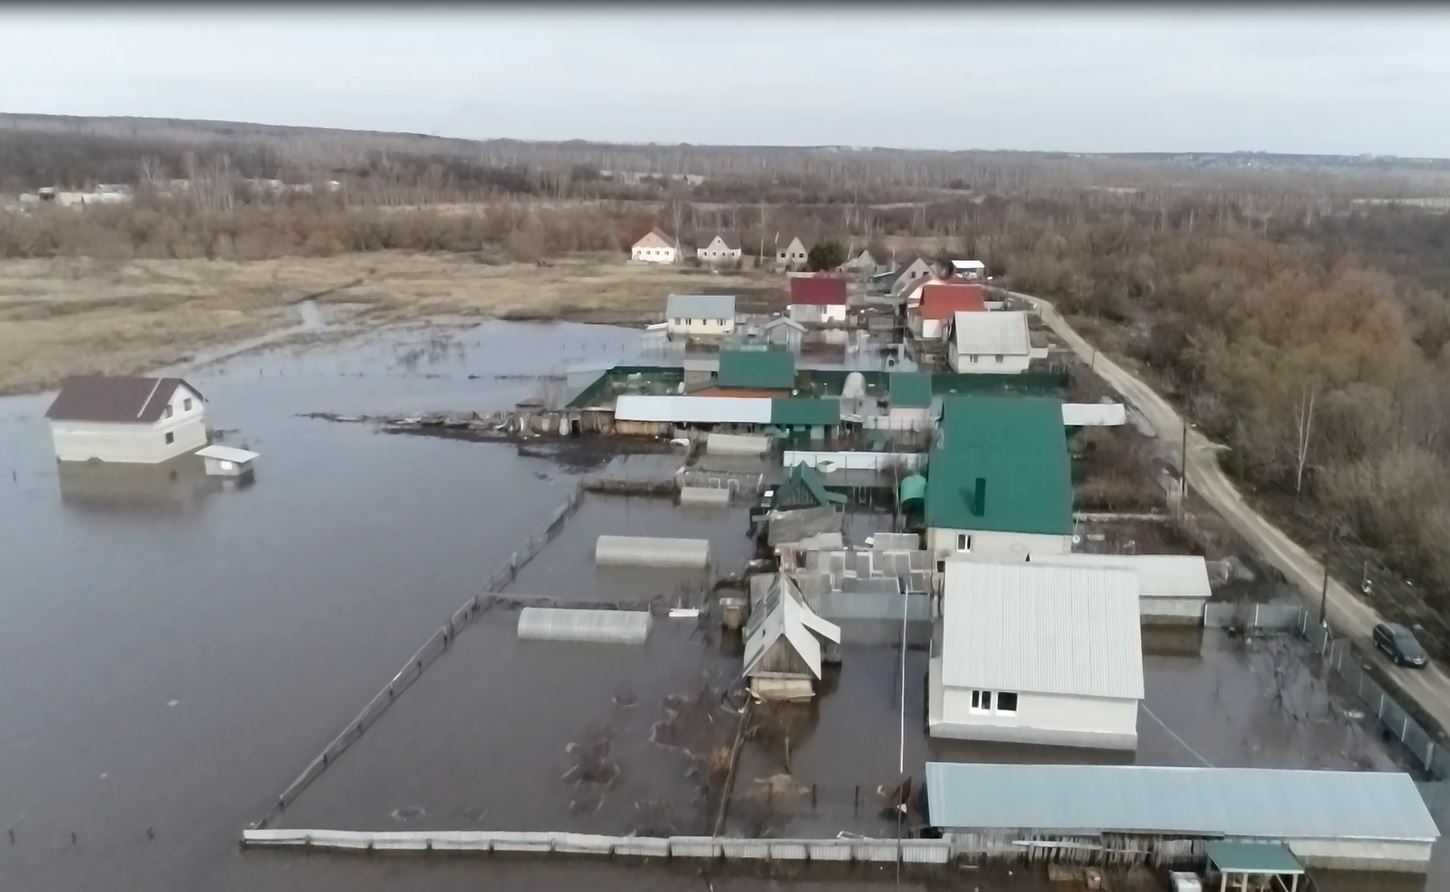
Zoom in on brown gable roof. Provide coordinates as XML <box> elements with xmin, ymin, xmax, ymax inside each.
<box><xmin>45</xmin><ymin>375</ymin><xmax>203</xmax><ymax>423</ymax></box>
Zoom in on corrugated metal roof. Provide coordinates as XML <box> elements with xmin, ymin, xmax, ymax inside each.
<box><xmin>771</xmin><ymin>398</ymin><xmax>840</xmax><ymax>426</ymax></box>
<box><xmin>1206</xmin><ymin>841</ymin><xmax>1304</xmax><ymax>874</ymax></box>
<box><xmin>666</xmin><ymin>293</ymin><xmax>736</xmax><ymax>319</ymax></box>
<box><xmin>1062</xmin><ymin>402</ymin><xmax>1127</xmax><ymax>426</ymax></box>
<box><xmin>889</xmin><ymin>372</ymin><xmax>933</xmax><ymax>408</ymax></box>
<box><xmin>613</xmin><ymin>395</ymin><xmax>773</xmax><ymax>424</ymax></box>
<box><xmin>517</xmin><ymin>607</ymin><xmax>652</xmax><ymax>644</ymax></box>
<box><xmin>925</xmin><ymin>396</ymin><xmax>1073</xmax><ymax>535</ymax></box>
<box><xmin>720</xmin><ymin>349</ymin><xmax>795</xmax><ymax>389</ymax></box>
<box><xmin>743</xmin><ymin>574</ymin><xmax>841</xmax><ymax>679</ymax></box>
<box><xmin>951</xmin><ymin>311</ymin><xmax>1031</xmax><ymax>356</ymax></box>
<box><xmin>950</xmin><ymin>259</ymin><xmax>986</xmax><ymax>270</ymax></box>
<box><xmin>1029</xmin><ymin>554</ymin><xmax>1212</xmax><ymax>601</ymax></box>
<box><xmin>195</xmin><ymin>445</ymin><xmax>259</xmax><ymax>463</ymax></box>
<box><xmin>918</xmin><ymin>284</ymin><xmax>987</xmax><ymax>320</ymax></box>
<box><xmin>924</xmin><ymin>763</ymin><xmax>1441</xmax><ymax>843</ymax></box>
<box><xmin>941</xmin><ymin>561</ymin><xmax>1144</xmax><ymax>699</ymax></box>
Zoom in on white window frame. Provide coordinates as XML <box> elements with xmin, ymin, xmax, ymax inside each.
<box><xmin>995</xmin><ymin>691</ymin><xmax>1019</xmax><ymax>715</ymax></box>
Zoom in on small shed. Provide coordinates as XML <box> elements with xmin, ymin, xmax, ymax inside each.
<box><xmin>195</xmin><ymin>444</ymin><xmax>259</xmax><ymax>478</ymax></box>
<box><xmin>742</xmin><ymin>573</ymin><xmax>842</xmax><ymax>701</ymax></box>
<box><xmin>1206</xmin><ymin>841</ymin><xmax>1305</xmax><ymax>892</ymax></box>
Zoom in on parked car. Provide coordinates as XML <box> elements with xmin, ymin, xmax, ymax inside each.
<box><xmin>1373</xmin><ymin>623</ymin><xmax>1429</xmax><ymax>668</ymax></box>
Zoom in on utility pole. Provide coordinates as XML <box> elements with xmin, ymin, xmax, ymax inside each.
<box><xmin>1319</xmin><ymin>523</ymin><xmax>1333</xmax><ymax>627</ymax></box>
<box><xmin>1180</xmin><ymin>421</ymin><xmax>1189</xmax><ymax>498</ymax></box>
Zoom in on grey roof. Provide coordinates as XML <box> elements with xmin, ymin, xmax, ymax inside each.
<box><xmin>743</xmin><ymin>574</ymin><xmax>841</xmax><ymax>679</ymax></box>
<box><xmin>951</xmin><ymin>310</ymin><xmax>1032</xmax><ymax>356</ymax></box>
<box><xmin>941</xmin><ymin>561</ymin><xmax>1144</xmax><ymax>700</ymax></box>
<box><xmin>1029</xmin><ymin>554</ymin><xmax>1212</xmax><ymax>601</ymax></box>
<box><xmin>924</xmin><ymin>763</ymin><xmax>1441</xmax><ymax>843</ymax></box>
<box><xmin>697</xmin><ymin>230</ymin><xmax>742</xmax><ymax>251</ymax></box>
<box><xmin>667</xmin><ymin>293</ymin><xmax>736</xmax><ymax>319</ymax></box>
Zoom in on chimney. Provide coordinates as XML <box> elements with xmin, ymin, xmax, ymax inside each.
<box><xmin>972</xmin><ymin>477</ymin><xmax>987</xmax><ymax>517</ymax></box>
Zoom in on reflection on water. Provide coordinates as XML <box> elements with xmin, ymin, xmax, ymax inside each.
<box><xmin>56</xmin><ymin>455</ymin><xmax>251</xmax><ymax>516</ymax></box>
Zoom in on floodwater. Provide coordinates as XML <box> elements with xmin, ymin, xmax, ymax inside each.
<box><xmin>0</xmin><ymin>317</ymin><xmax>1442</xmax><ymax>892</ymax></box>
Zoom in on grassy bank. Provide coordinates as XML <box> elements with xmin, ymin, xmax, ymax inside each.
<box><xmin>0</xmin><ymin>251</ymin><xmax>781</xmax><ymax>395</ymax></box>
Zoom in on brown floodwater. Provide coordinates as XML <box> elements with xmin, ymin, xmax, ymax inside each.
<box><xmin>0</xmin><ymin>319</ymin><xmax>1441</xmax><ymax>892</ymax></box>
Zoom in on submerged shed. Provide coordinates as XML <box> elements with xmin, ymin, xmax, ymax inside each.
<box><xmin>517</xmin><ymin>607</ymin><xmax>652</xmax><ymax>644</ymax></box>
<box><xmin>742</xmin><ymin>573</ymin><xmax>842</xmax><ymax>701</ymax></box>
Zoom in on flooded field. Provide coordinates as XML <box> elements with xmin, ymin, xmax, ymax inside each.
<box><xmin>0</xmin><ymin>317</ymin><xmax>1441</xmax><ymax>892</ymax></box>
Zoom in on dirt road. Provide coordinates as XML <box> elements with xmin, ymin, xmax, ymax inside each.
<box><xmin>1013</xmin><ymin>290</ymin><xmax>1450</xmax><ymax>739</ymax></box>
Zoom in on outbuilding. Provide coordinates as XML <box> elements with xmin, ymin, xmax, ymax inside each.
<box><xmin>929</xmin><ymin>560</ymin><xmax>1144</xmax><ymax>750</ymax></box>
<box><xmin>631</xmin><ymin>227</ymin><xmax>679</xmax><ymax>264</ymax></box>
<box><xmin>195</xmin><ymin>444</ymin><xmax>259</xmax><ymax>478</ymax></box>
<box><xmin>1029</xmin><ymin>553</ymin><xmax>1213</xmax><ymax>624</ymax></box>
<box><xmin>743</xmin><ymin>573</ymin><xmax>842</xmax><ymax>701</ymax></box>
<box><xmin>923</xmin><ymin>762</ymin><xmax>1440</xmax><ymax>873</ymax></box>
<box><xmin>45</xmin><ymin>375</ymin><xmax>208</xmax><ymax>464</ymax></box>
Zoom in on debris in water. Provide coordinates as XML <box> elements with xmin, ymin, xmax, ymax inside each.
<box><xmin>166</xmin><ymin>699</ymin><xmax>179</xmax><ymax>708</ymax></box>
<box><xmin>613</xmin><ymin>685</ymin><xmax>639</xmax><ymax>708</ymax></box>
<box><xmin>390</xmin><ymin>805</ymin><xmax>426</xmax><ymax>822</ymax></box>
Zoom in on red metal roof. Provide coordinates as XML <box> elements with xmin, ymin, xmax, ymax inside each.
<box><xmin>789</xmin><ymin>275</ymin><xmax>848</xmax><ymax>306</ymax></box>
<box><xmin>917</xmin><ymin>283</ymin><xmax>987</xmax><ymax>320</ymax></box>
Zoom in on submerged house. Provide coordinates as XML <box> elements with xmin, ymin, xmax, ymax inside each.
<box><xmin>45</xmin><ymin>375</ymin><xmax>208</xmax><ymax>464</ymax></box>
<box><xmin>929</xmin><ymin>560</ymin><xmax>1144</xmax><ymax>750</ymax></box>
<box><xmin>666</xmin><ymin>293</ymin><xmax>737</xmax><ymax>340</ymax></box>
<box><xmin>787</xmin><ymin>275</ymin><xmax>849</xmax><ymax>325</ymax></box>
<box><xmin>924</xmin><ymin>397</ymin><xmax>1074</xmax><ymax>562</ymax></box>
<box><xmin>759</xmin><ymin>316</ymin><xmax>807</xmax><ymax>350</ymax></box>
<box><xmin>743</xmin><ymin>573</ymin><xmax>842</xmax><ymax>701</ymax></box>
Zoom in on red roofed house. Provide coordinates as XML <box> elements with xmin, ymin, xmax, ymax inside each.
<box><xmin>787</xmin><ymin>275</ymin><xmax>849</xmax><ymax>325</ymax></box>
<box><xmin>913</xmin><ymin>283</ymin><xmax>988</xmax><ymax>340</ymax></box>
<box><xmin>45</xmin><ymin>375</ymin><xmax>208</xmax><ymax>463</ymax></box>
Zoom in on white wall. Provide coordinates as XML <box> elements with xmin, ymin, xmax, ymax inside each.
<box><xmin>696</xmin><ymin>239</ymin><xmax>742</xmax><ymax>263</ymax></box>
<box><xmin>666</xmin><ymin>316</ymin><xmax>736</xmax><ymax>337</ymax></box>
<box><xmin>632</xmin><ymin>245</ymin><xmax>677</xmax><ymax>263</ymax></box>
<box><xmin>788</xmin><ymin>303</ymin><xmax>848</xmax><ymax>325</ymax></box>
<box><xmin>784</xmin><ymin>450</ymin><xmax>925</xmax><ymax>472</ymax></box>
<box><xmin>948</xmin><ymin>344</ymin><xmax>1032</xmax><ymax>374</ymax></box>
<box><xmin>926</xmin><ymin>527</ymin><xmax>1071</xmax><ymax>562</ymax></box>
<box><xmin>935</xmin><ymin>686</ymin><xmax>1139</xmax><ymax>750</ymax></box>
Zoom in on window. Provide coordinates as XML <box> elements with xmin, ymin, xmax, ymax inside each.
<box><xmin>164</xmin><ymin>405</ymin><xmax>173</xmax><ymax>419</ymax></box>
<box><xmin>996</xmin><ymin>692</ymin><xmax>1019</xmax><ymax>714</ymax></box>
<box><xmin>969</xmin><ymin>690</ymin><xmax>993</xmax><ymax>714</ymax></box>
<box><xmin>164</xmin><ymin>432</ymin><xmax>174</xmax><ymax>445</ymax></box>
<box><xmin>183</xmin><ymin>398</ymin><xmax>192</xmax><ymax>411</ymax></box>
<box><xmin>995</xmin><ymin>354</ymin><xmax>1004</xmax><ymax>363</ymax></box>
<box><xmin>956</xmin><ymin>533</ymin><xmax>971</xmax><ymax>551</ymax></box>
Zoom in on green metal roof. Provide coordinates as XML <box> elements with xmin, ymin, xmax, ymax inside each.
<box><xmin>925</xmin><ymin>396</ymin><xmax>1072</xmax><ymax>535</ymax></box>
<box><xmin>1206</xmin><ymin>841</ymin><xmax>1304</xmax><ymax>875</ymax></box>
<box><xmin>889</xmin><ymin>372</ymin><xmax>933</xmax><ymax>408</ymax></box>
<box><xmin>771</xmin><ymin>398</ymin><xmax>840</xmax><ymax>427</ymax></box>
<box><xmin>719</xmin><ymin>348</ymin><xmax>795</xmax><ymax>390</ymax></box>
<box><xmin>773</xmin><ymin>464</ymin><xmax>847</xmax><ymax>511</ymax></box>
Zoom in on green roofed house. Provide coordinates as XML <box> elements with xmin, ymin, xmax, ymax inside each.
<box><xmin>718</xmin><ymin>348</ymin><xmax>796</xmax><ymax>391</ymax></box>
<box><xmin>924</xmin><ymin>396</ymin><xmax>1073</xmax><ymax>561</ymax></box>
<box><xmin>888</xmin><ymin>372</ymin><xmax>934</xmax><ymax>430</ymax></box>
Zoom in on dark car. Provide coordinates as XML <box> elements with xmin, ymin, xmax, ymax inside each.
<box><xmin>1373</xmin><ymin>623</ymin><xmax>1429</xmax><ymax>668</ymax></box>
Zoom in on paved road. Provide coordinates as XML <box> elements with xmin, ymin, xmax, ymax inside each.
<box><xmin>1013</xmin><ymin>290</ymin><xmax>1450</xmax><ymax>738</ymax></box>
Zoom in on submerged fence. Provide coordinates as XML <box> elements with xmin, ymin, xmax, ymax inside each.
<box><xmin>251</xmin><ymin>481</ymin><xmax>587</xmax><ymax>831</ymax></box>
<box><xmin>241</xmin><ymin>828</ymin><xmax>950</xmax><ymax>864</ymax></box>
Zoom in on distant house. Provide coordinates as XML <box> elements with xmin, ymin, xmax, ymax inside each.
<box><xmin>841</xmin><ymin>247</ymin><xmax>888</xmax><ymax>278</ymax></box>
<box><xmin>696</xmin><ymin>231</ymin><xmax>742</xmax><ymax>264</ymax></box>
<box><xmin>743</xmin><ymin>573</ymin><xmax>842</xmax><ymax>701</ymax></box>
<box><xmin>912</xmin><ymin>283</ymin><xmax>988</xmax><ymax>340</ymax></box>
<box><xmin>871</xmin><ymin>254</ymin><xmax>937</xmax><ymax>296</ymax></box>
<box><xmin>760</xmin><ymin>316</ymin><xmax>806</xmax><ymax>350</ymax></box>
<box><xmin>631</xmin><ymin>227</ymin><xmax>679</xmax><ymax>264</ymax></box>
<box><xmin>665</xmin><ymin>293</ymin><xmax>736</xmax><ymax>339</ymax></box>
<box><xmin>902</xmin><ymin>273</ymin><xmax>946</xmax><ymax>311</ymax></box>
<box><xmin>776</xmin><ymin>235</ymin><xmax>812</xmax><ymax>269</ymax></box>
<box><xmin>787</xmin><ymin>275</ymin><xmax>849</xmax><ymax>324</ymax></box>
<box><xmin>947</xmin><ymin>259</ymin><xmax>987</xmax><ymax>281</ymax></box>
<box><xmin>947</xmin><ymin>310</ymin><xmax>1032</xmax><ymax>374</ymax></box>
<box><xmin>928</xmin><ymin>561</ymin><xmax>1143</xmax><ymax>749</ymax></box>
<box><xmin>45</xmin><ymin>375</ymin><xmax>208</xmax><ymax>464</ymax></box>
<box><xmin>924</xmin><ymin>397</ymin><xmax>1074</xmax><ymax>561</ymax></box>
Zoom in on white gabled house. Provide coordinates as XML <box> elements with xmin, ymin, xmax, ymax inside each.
<box><xmin>696</xmin><ymin>231</ymin><xmax>742</xmax><ymax>264</ymax></box>
<box><xmin>776</xmin><ymin>235</ymin><xmax>812</xmax><ymax>270</ymax></box>
<box><xmin>665</xmin><ymin>293</ymin><xmax>737</xmax><ymax>339</ymax></box>
<box><xmin>45</xmin><ymin>375</ymin><xmax>208</xmax><ymax>464</ymax></box>
<box><xmin>871</xmin><ymin>254</ymin><xmax>938</xmax><ymax>296</ymax></box>
<box><xmin>947</xmin><ymin>310</ymin><xmax>1033</xmax><ymax>374</ymax></box>
<box><xmin>929</xmin><ymin>560</ymin><xmax>1144</xmax><ymax>750</ymax></box>
<box><xmin>631</xmin><ymin>227</ymin><xmax>679</xmax><ymax>264</ymax></box>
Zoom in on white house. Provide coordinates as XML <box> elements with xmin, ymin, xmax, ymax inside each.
<box><xmin>929</xmin><ymin>560</ymin><xmax>1144</xmax><ymax>750</ymax></box>
<box><xmin>45</xmin><ymin>375</ymin><xmax>208</xmax><ymax>464</ymax></box>
<box><xmin>841</xmin><ymin>247</ymin><xmax>888</xmax><ymax>278</ymax></box>
<box><xmin>787</xmin><ymin>275</ymin><xmax>849</xmax><ymax>324</ymax></box>
<box><xmin>1029</xmin><ymin>553</ymin><xmax>1213</xmax><ymax>624</ymax></box>
<box><xmin>902</xmin><ymin>273</ymin><xmax>946</xmax><ymax>312</ymax></box>
<box><xmin>776</xmin><ymin>235</ymin><xmax>812</xmax><ymax>270</ymax></box>
<box><xmin>696</xmin><ymin>231</ymin><xmax>742</xmax><ymax>264</ymax></box>
<box><xmin>760</xmin><ymin>316</ymin><xmax>807</xmax><ymax>350</ymax></box>
<box><xmin>665</xmin><ymin>293</ymin><xmax>737</xmax><ymax>339</ymax></box>
<box><xmin>871</xmin><ymin>254</ymin><xmax>938</xmax><ymax>296</ymax></box>
<box><xmin>947</xmin><ymin>310</ymin><xmax>1033</xmax><ymax>374</ymax></box>
<box><xmin>631</xmin><ymin>227</ymin><xmax>679</xmax><ymax>264</ymax></box>
<box><xmin>947</xmin><ymin>259</ymin><xmax>987</xmax><ymax>281</ymax></box>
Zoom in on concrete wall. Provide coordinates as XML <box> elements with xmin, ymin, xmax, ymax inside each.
<box><xmin>932</xmin><ymin>674</ymin><xmax>1139</xmax><ymax>750</ymax></box>
<box><xmin>948</xmin><ymin>344</ymin><xmax>1032</xmax><ymax>374</ymax></box>
<box><xmin>1286</xmin><ymin>838</ymin><xmax>1435</xmax><ymax>873</ymax></box>
<box><xmin>52</xmin><ymin>388</ymin><xmax>208</xmax><ymax>463</ymax></box>
<box><xmin>926</xmin><ymin>527</ymin><xmax>1071</xmax><ymax>562</ymax></box>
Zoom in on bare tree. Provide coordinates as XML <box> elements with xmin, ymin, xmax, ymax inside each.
<box><xmin>1293</xmin><ymin>383</ymin><xmax>1317</xmax><ymax>497</ymax></box>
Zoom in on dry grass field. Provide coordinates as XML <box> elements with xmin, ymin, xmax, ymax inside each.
<box><xmin>0</xmin><ymin>252</ymin><xmax>783</xmax><ymax>395</ymax></box>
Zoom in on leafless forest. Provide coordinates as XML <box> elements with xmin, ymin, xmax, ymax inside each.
<box><xmin>4</xmin><ymin>113</ymin><xmax>1450</xmax><ymax>615</ymax></box>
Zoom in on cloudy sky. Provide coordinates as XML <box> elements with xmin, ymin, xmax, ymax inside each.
<box><xmin>5</xmin><ymin>5</ymin><xmax>1450</xmax><ymax>156</ymax></box>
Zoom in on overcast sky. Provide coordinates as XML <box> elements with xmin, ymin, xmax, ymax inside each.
<box><xmin>5</xmin><ymin>5</ymin><xmax>1450</xmax><ymax>157</ymax></box>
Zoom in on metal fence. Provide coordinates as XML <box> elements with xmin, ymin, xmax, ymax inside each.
<box><xmin>1201</xmin><ymin>600</ymin><xmax>1305</xmax><ymax>631</ymax></box>
<box><xmin>241</xmin><ymin>828</ymin><xmax>950</xmax><ymax>864</ymax></box>
<box><xmin>1298</xmin><ymin>610</ymin><xmax>1450</xmax><ymax>779</ymax></box>
<box><xmin>251</xmin><ymin>481</ymin><xmax>587</xmax><ymax>830</ymax></box>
